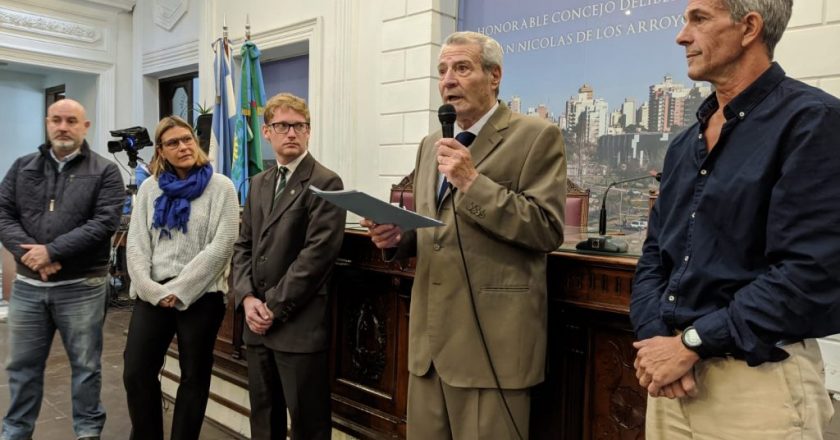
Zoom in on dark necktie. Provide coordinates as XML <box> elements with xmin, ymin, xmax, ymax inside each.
<box><xmin>437</xmin><ymin>131</ymin><xmax>476</xmax><ymax>204</ymax></box>
<box><xmin>272</xmin><ymin>166</ymin><xmax>289</xmax><ymax>210</ymax></box>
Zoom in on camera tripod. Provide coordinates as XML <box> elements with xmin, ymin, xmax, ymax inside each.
<box><xmin>108</xmin><ymin>148</ymin><xmax>147</xmax><ymax>310</ymax></box>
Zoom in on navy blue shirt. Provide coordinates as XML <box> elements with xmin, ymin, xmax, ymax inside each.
<box><xmin>631</xmin><ymin>63</ymin><xmax>840</xmax><ymax>366</ymax></box>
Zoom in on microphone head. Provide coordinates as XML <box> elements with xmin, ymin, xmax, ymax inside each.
<box><xmin>438</xmin><ymin>104</ymin><xmax>457</xmax><ymax>125</ymax></box>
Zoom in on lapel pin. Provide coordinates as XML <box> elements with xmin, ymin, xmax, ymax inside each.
<box><xmin>291</xmin><ymin>189</ymin><xmax>295</xmax><ymax>195</ymax></box>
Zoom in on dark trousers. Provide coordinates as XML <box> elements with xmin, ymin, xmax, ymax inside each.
<box><xmin>246</xmin><ymin>345</ymin><xmax>331</xmax><ymax>440</ymax></box>
<box><xmin>122</xmin><ymin>293</ymin><xmax>226</xmax><ymax>440</ymax></box>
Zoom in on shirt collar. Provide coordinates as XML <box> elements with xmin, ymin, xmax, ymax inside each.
<box><xmin>455</xmin><ymin>101</ymin><xmax>500</xmax><ymax>138</ymax></box>
<box><xmin>276</xmin><ymin>150</ymin><xmax>308</xmax><ymax>177</ymax></box>
<box><xmin>50</xmin><ymin>146</ymin><xmax>82</xmax><ymax>167</ymax></box>
<box><xmin>696</xmin><ymin>62</ymin><xmax>786</xmax><ymax>126</ymax></box>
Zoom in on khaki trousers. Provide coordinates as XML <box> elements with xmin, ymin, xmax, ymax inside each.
<box><xmin>406</xmin><ymin>366</ymin><xmax>530</xmax><ymax>440</ymax></box>
<box><xmin>646</xmin><ymin>339</ymin><xmax>833</xmax><ymax>440</ymax></box>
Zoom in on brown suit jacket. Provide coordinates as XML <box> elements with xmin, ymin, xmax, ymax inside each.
<box><xmin>232</xmin><ymin>153</ymin><xmax>345</xmax><ymax>353</ymax></box>
<box><xmin>398</xmin><ymin>102</ymin><xmax>567</xmax><ymax>389</ymax></box>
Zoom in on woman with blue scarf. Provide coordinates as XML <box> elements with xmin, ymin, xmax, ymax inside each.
<box><xmin>123</xmin><ymin>116</ymin><xmax>238</xmax><ymax>440</ymax></box>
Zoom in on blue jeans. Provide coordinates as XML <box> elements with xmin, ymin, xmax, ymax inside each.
<box><xmin>2</xmin><ymin>278</ymin><xmax>108</xmax><ymax>440</ymax></box>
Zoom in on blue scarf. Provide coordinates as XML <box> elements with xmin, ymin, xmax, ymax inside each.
<box><xmin>152</xmin><ymin>164</ymin><xmax>213</xmax><ymax>238</ymax></box>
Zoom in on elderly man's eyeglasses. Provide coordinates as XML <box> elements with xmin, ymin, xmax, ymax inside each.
<box><xmin>268</xmin><ymin>121</ymin><xmax>310</xmax><ymax>135</ymax></box>
<box><xmin>160</xmin><ymin>135</ymin><xmax>195</xmax><ymax>150</ymax></box>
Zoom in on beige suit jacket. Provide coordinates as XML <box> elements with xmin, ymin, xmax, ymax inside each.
<box><xmin>399</xmin><ymin>102</ymin><xmax>567</xmax><ymax>389</ymax></box>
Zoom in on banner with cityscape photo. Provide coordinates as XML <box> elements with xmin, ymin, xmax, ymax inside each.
<box><xmin>459</xmin><ymin>0</ymin><xmax>707</xmax><ymax>231</ymax></box>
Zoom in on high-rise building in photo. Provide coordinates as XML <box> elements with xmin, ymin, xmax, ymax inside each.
<box><xmin>565</xmin><ymin>84</ymin><xmax>610</xmax><ymax>144</ymax></box>
<box><xmin>648</xmin><ymin>74</ymin><xmax>690</xmax><ymax>133</ymax></box>
<box><xmin>510</xmin><ymin>95</ymin><xmax>522</xmax><ymax>114</ymax></box>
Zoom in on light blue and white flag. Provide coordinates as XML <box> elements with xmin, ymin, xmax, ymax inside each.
<box><xmin>210</xmin><ymin>36</ymin><xmax>238</xmax><ymax>176</ymax></box>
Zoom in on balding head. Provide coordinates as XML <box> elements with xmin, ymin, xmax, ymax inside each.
<box><xmin>46</xmin><ymin>99</ymin><xmax>90</xmax><ymax>157</ymax></box>
<box><xmin>48</xmin><ymin>98</ymin><xmax>87</xmax><ymax>119</ymax></box>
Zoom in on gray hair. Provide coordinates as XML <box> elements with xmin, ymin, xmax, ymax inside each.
<box><xmin>723</xmin><ymin>0</ymin><xmax>792</xmax><ymax>58</ymax></box>
<box><xmin>442</xmin><ymin>31</ymin><xmax>504</xmax><ymax>73</ymax></box>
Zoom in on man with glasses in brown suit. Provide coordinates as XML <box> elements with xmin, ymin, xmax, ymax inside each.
<box><xmin>232</xmin><ymin>93</ymin><xmax>345</xmax><ymax>440</ymax></box>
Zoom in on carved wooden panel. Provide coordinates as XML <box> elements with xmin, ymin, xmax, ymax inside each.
<box><xmin>549</xmin><ymin>254</ymin><xmax>636</xmax><ymax>314</ymax></box>
<box><xmin>213</xmin><ymin>272</ymin><xmax>245</xmax><ymax>360</ymax></box>
<box><xmin>590</xmin><ymin>328</ymin><xmax>646</xmax><ymax>440</ymax></box>
<box><xmin>530</xmin><ymin>303</ymin><xmax>589</xmax><ymax>439</ymax></box>
<box><xmin>330</xmin><ymin>233</ymin><xmax>411</xmax><ymax>439</ymax></box>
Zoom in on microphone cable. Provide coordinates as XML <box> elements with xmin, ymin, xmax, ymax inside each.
<box><xmin>449</xmin><ymin>191</ymin><xmax>524</xmax><ymax>440</ymax></box>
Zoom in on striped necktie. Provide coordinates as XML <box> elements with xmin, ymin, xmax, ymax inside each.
<box><xmin>272</xmin><ymin>166</ymin><xmax>289</xmax><ymax>210</ymax></box>
<box><xmin>437</xmin><ymin>131</ymin><xmax>477</xmax><ymax>205</ymax></box>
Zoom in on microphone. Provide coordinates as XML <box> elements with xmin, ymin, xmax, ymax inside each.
<box><xmin>438</xmin><ymin>104</ymin><xmax>456</xmax><ymax>139</ymax></box>
<box><xmin>576</xmin><ymin>172</ymin><xmax>662</xmax><ymax>253</ymax></box>
<box><xmin>437</xmin><ymin>104</ymin><xmax>458</xmax><ymax>197</ymax></box>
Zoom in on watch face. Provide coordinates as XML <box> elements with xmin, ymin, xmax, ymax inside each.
<box><xmin>684</xmin><ymin>328</ymin><xmax>702</xmax><ymax>347</ymax></box>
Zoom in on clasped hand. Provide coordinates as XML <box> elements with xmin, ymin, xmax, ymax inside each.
<box><xmin>243</xmin><ymin>296</ymin><xmax>274</xmax><ymax>336</ymax></box>
<box><xmin>633</xmin><ymin>335</ymin><xmax>700</xmax><ymax>399</ymax></box>
<box><xmin>20</xmin><ymin>243</ymin><xmax>60</xmax><ymax>281</ymax></box>
<box><xmin>158</xmin><ymin>294</ymin><xmax>178</xmax><ymax>308</ymax></box>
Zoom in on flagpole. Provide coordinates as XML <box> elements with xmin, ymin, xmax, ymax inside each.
<box><xmin>211</xmin><ymin>12</ymin><xmax>237</xmax><ymax>178</ymax></box>
<box><xmin>246</xmin><ymin>14</ymin><xmax>251</xmax><ymax>41</ymax></box>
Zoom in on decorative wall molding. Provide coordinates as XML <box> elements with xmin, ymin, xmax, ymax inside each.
<box><xmin>325</xmin><ymin>0</ymin><xmax>357</xmax><ymax>183</ymax></box>
<box><xmin>153</xmin><ymin>0</ymin><xmax>187</xmax><ymax>31</ymax></box>
<box><xmin>228</xmin><ymin>17</ymin><xmax>319</xmax><ymax>54</ymax></box>
<box><xmin>82</xmin><ymin>0</ymin><xmax>135</xmax><ymax>12</ymax></box>
<box><xmin>141</xmin><ymin>40</ymin><xmax>199</xmax><ymax>75</ymax></box>
<box><xmin>0</xmin><ymin>6</ymin><xmax>101</xmax><ymax>43</ymax></box>
<box><xmin>0</xmin><ymin>45</ymin><xmax>110</xmax><ymax>74</ymax></box>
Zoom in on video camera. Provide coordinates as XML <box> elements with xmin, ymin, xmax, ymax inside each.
<box><xmin>107</xmin><ymin>127</ymin><xmax>152</xmax><ymax>154</ymax></box>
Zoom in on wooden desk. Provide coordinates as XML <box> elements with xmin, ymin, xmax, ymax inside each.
<box><xmin>206</xmin><ymin>229</ymin><xmax>647</xmax><ymax>439</ymax></box>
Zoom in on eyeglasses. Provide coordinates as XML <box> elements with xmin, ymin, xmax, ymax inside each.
<box><xmin>160</xmin><ymin>135</ymin><xmax>195</xmax><ymax>150</ymax></box>
<box><xmin>267</xmin><ymin>121</ymin><xmax>310</xmax><ymax>135</ymax></box>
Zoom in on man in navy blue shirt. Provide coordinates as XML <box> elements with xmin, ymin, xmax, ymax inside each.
<box><xmin>631</xmin><ymin>0</ymin><xmax>840</xmax><ymax>438</ymax></box>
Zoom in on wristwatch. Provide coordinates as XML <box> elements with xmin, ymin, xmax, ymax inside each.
<box><xmin>681</xmin><ymin>326</ymin><xmax>702</xmax><ymax>351</ymax></box>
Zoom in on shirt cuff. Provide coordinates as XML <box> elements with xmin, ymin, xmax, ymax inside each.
<box><xmin>692</xmin><ymin>309</ymin><xmax>733</xmax><ymax>358</ymax></box>
<box><xmin>635</xmin><ymin>318</ymin><xmax>671</xmax><ymax>340</ymax></box>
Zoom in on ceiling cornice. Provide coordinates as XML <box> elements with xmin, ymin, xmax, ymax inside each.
<box><xmin>79</xmin><ymin>0</ymin><xmax>135</xmax><ymax>13</ymax></box>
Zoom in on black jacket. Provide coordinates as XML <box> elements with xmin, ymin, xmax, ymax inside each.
<box><xmin>0</xmin><ymin>142</ymin><xmax>125</xmax><ymax>281</ymax></box>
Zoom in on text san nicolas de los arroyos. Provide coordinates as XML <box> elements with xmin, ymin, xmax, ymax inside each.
<box><xmin>474</xmin><ymin>0</ymin><xmax>685</xmax><ymax>54</ymax></box>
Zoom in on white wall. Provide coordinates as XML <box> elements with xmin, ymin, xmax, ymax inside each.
<box><xmin>134</xmin><ymin>0</ymin><xmax>201</xmax><ymax>130</ymax></box>
<box><xmin>0</xmin><ymin>67</ymin><xmax>99</xmax><ymax>178</ymax></box>
<box><xmin>777</xmin><ymin>1</ymin><xmax>840</xmax><ymax>95</ymax></box>
<box><xmin>0</xmin><ymin>70</ymin><xmax>45</xmax><ymax>177</ymax></box>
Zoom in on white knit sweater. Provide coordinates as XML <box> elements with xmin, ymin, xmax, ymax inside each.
<box><xmin>126</xmin><ymin>172</ymin><xmax>239</xmax><ymax>310</ymax></box>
